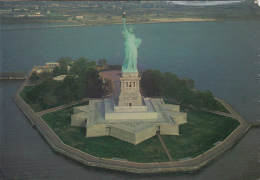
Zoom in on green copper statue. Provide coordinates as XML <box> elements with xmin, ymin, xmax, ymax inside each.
<box><xmin>122</xmin><ymin>12</ymin><xmax>142</xmax><ymax>73</ymax></box>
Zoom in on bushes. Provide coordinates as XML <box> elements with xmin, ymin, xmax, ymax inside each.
<box><xmin>140</xmin><ymin>69</ymin><xmax>218</xmax><ymax>111</ymax></box>
<box><xmin>25</xmin><ymin>69</ymin><xmax>103</xmax><ymax>110</ymax></box>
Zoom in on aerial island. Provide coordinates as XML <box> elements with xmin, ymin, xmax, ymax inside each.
<box><xmin>12</xmin><ymin>12</ymin><xmax>251</xmax><ymax>173</ymax></box>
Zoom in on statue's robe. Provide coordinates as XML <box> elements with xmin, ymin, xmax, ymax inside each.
<box><xmin>122</xmin><ymin>28</ymin><xmax>141</xmax><ymax>73</ymax></box>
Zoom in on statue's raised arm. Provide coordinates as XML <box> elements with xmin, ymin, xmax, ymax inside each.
<box><xmin>121</xmin><ymin>12</ymin><xmax>142</xmax><ymax>73</ymax></box>
<box><xmin>122</xmin><ymin>12</ymin><xmax>126</xmax><ymax>29</ymax></box>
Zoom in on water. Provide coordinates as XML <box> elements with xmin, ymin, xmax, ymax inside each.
<box><xmin>1</xmin><ymin>21</ymin><xmax>260</xmax><ymax>179</ymax></box>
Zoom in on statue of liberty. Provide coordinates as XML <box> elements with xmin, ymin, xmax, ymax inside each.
<box><xmin>122</xmin><ymin>12</ymin><xmax>142</xmax><ymax>73</ymax></box>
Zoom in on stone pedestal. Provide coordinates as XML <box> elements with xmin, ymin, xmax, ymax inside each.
<box><xmin>71</xmin><ymin>98</ymin><xmax>187</xmax><ymax>145</ymax></box>
<box><xmin>118</xmin><ymin>72</ymin><xmax>142</xmax><ymax>106</ymax></box>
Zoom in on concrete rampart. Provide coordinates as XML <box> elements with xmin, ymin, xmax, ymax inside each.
<box><xmin>86</xmin><ymin>124</ymin><xmax>108</xmax><ymax>137</ymax></box>
<box><xmin>135</xmin><ymin>125</ymin><xmax>158</xmax><ymax>145</ymax></box>
<box><xmin>70</xmin><ymin>115</ymin><xmax>87</xmax><ymax>127</ymax></box>
<box><xmin>110</xmin><ymin>126</ymin><xmax>136</xmax><ymax>144</ymax></box>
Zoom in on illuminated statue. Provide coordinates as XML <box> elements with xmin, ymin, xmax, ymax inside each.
<box><xmin>122</xmin><ymin>12</ymin><xmax>142</xmax><ymax>73</ymax></box>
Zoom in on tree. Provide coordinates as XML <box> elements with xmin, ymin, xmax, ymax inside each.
<box><xmin>52</xmin><ymin>66</ymin><xmax>61</xmax><ymax>77</ymax></box>
<box><xmin>175</xmin><ymin>85</ymin><xmax>193</xmax><ymax>105</ymax></box>
<box><xmin>57</xmin><ymin>57</ymin><xmax>71</xmax><ymax>75</ymax></box>
<box><xmin>202</xmin><ymin>90</ymin><xmax>218</xmax><ymax>110</ymax></box>
<box><xmin>140</xmin><ymin>69</ymin><xmax>165</xmax><ymax>97</ymax></box>
<box><xmin>192</xmin><ymin>90</ymin><xmax>204</xmax><ymax>109</ymax></box>
<box><xmin>98</xmin><ymin>59</ymin><xmax>107</xmax><ymax>66</ymax></box>
<box><xmin>61</xmin><ymin>87</ymin><xmax>75</xmax><ymax>103</ymax></box>
<box><xmin>58</xmin><ymin>57</ymin><xmax>72</xmax><ymax>65</ymax></box>
<box><xmin>38</xmin><ymin>71</ymin><xmax>52</xmax><ymax>81</ymax></box>
<box><xmin>140</xmin><ymin>69</ymin><xmax>218</xmax><ymax>111</ymax></box>
<box><xmin>26</xmin><ymin>87</ymin><xmax>40</xmax><ymax>103</ymax></box>
<box><xmin>43</xmin><ymin>92</ymin><xmax>57</xmax><ymax>107</ymax></box>
<box><xmin>88</xmin><ymin>60</ymin><xmax>96</xmax><ymax>69</ymax></box>
<box><xmin>163</xmin><ymin>72</ymin><xmax>180</xmax><ymax>98</ymax></box>
<box><xmin>70</xmin><ymin>57</ymin><xmax>89</xmax><ymax>75</ymax></box>
<box><xmin>73</xmin><ymin>77</ymin><xmax>88</xmax><ymax>100</ymax></box>
<box><xmin>63</xmin><ymin>75</ymin><xmax>76</xmax><ymax>87</ymax></box>
<box><xmin>29</xmin><ymin>71</ymin><xmax>39</xmax><ymax>83</ymax></box>
<box><xmin>84</xmin><ymin>68</ymin><xmax>103</xmax><ymax>98</ymax></box>
<box><xmin>183</xmin><ymin>77</ymin><xmax>195</xmax><ymax>89</ymax></box>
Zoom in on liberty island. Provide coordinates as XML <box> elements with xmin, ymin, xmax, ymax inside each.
<box><xmin>71</xmin><ymin>13</ymin><xmax>187</xmax><ymax>145</ymax></box>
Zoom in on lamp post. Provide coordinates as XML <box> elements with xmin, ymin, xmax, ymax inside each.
<box><xmin>118</xmin><ymin>53</ymin><xmax>119</xmax><ymax>75</ymax></box>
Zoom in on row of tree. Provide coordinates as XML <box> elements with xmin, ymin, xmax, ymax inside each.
<box><xmin>51</xmin><ymin>57</ymin><xmax>120</xmax><ymax>77</ymax></box>
<box><xmin>140</xmin><ymin>69</ymin><xmax>218</xmax><ymax>110</ymax></box>
<box><xmin>28</xmin><ymin>57</ymin><xmax>218</xmax><ymax>110</ymax></box>
<box><xmin>30</xmin><ymin>57</ymin><xmax>121</xmax><ymax>83</ymax></box>
<box><xmin>27</xmin><ymin>57</ymin><xmax>106</xmax><ymax>109</ymax></box>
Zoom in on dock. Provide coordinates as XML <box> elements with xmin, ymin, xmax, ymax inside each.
<box><xmin>0</xmin><ymin>71</ymin><xmax>26</xmax><ymax>80</ymax></box>
<box><xmin>0</xmin><ymin>25</ymin><xmax>83</xmax><ymax>31</ymax></box>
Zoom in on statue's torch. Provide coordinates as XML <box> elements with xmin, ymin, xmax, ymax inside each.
<box><xmin>122</xmin><ymin>12</ymin><xmax>126</xmax><ymax>18</ymax></box>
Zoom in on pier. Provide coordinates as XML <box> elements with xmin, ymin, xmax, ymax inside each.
<box><xmin>250</xmin><ymin>121</ymin><xmax>260</xmax><ymax>127</ymax></box>
<box><xmin>0</xmin><ymin>24</ymin><xmax>83</xmax><ymax>31</ymax></box>
<box><xmin>0</xmin><ymin>71</ymin><xmax>26</xmax><ymax>80</ymax></box>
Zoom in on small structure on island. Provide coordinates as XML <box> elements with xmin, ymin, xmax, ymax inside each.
<box><xmin>71</xmin><ymin>13</ymin><xmax>187</xmax><ymax>145</ymax></box>
<box><xmin>29</xmin><ymin>62</ymin><xmax>60</xmax><ymax>77</ymax></box>
<box><xmin>53</xmin><ymin>75</ymin><xmax>67</xmax><ymax>81</ymax></box>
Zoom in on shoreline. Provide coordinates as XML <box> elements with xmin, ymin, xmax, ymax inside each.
<box><xmin>1</xmin><ymin>17</ymin><xmax>259</xmax><ymax>28</ymax></box>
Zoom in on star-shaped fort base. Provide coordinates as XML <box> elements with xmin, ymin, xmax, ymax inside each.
<box><xmin>71</xmin><ymin>97</ymin><xmax>187</xmax><ymax>145</ymax></box>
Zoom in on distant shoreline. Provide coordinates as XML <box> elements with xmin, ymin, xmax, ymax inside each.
<box><xmin>1</xmin><ymin>17</ymin><xmax>259</xmax><ymax>27</ymax></box>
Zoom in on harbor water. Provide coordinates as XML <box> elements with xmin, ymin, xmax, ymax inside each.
<box><xmin>1</xmin><ymin>21</ymin><xmax>260</xmax><ymax>179</ymax></box>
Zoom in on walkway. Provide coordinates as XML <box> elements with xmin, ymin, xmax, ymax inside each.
<box><xmin>37</xmin><ymin>98</ymin><xmax>89</xmax><ymax>116</ymax></box>
<box><xmin>12</xmin><ymin>77</ymin><xmax>252</xmax><ymax>173</ymax></box>
<box><xmin>157</xmin><ymin>132</ymin><xmax>173</xmax><ymax>163</ymax></box>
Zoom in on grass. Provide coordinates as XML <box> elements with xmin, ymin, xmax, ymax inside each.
<box><xmin>41</xmin><ymin>103</ymin><xmax>240</xmax><ymax>163</ymax></box>
<box><xmin>164</xmin><ymin>99</ymin><xmax>230</xmax><ymax>113</ymax></box>
<box><xmin>42</xmin><ymin>105</ymin><xmax>169</xmax><ymax>163</ymax></box>
<box><xmin>162</xmin><ymin>111</ymin><xmax>240</xmax><ymax>161</ymax></box>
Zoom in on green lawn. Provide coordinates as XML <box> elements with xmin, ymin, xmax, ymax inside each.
<box><xmin>162</xmin><ymin>111</ymin><xmax>240</xmax><ymax>160</ymax></box>
<box><xmin>42</xmin><ymin>103</ymin><xmax>169</xmax><ymax>163</ymax></box>
<box><xmin>41</xmin><ymin>103</ymin><xmax>240</xmax><ymax>163</ymax></box>
<box><xmin>164</xmin><ymin>99</ymin><xmax>230</xmax><ymax>113</ymax></box>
